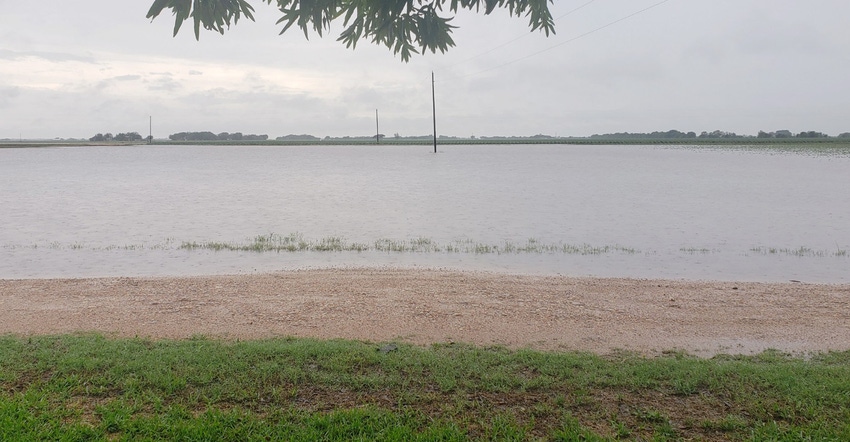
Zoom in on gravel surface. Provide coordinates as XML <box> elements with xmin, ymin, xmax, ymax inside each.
<box><xmin>2</xmin><ymin>268</ymin><xmax>848</xmax><ymax>356</ymax></box>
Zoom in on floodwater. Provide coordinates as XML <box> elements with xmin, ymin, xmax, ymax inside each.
<box><xmin>1</xmin><ymin>144</ymin><xmax>848</xmax><ymax>282</ymax></box>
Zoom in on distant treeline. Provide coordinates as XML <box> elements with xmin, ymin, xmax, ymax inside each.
<box><xmin>281</xmin><ymin>130</ymin><xmax>850</xmax><ymax>141</ymax></box>
<box><xmin>757</xmin><ymin>130</ymin><xmax>842</xmax><ymax>139</ymax></box>
<box><xmin>169</xmin><ymin>132</ymin><xmax>269</xmax><ymax>141</ymax></box>
<box><xmin>145</xmin><ymin>129</ymin><xmax>850</xmax><ymax>145</ymax></box>
<box><xmin>89</xmin><ymin>132</ymin><xmax>145</xmax><ymax>142</ymax></box>
<box><xmin>589</xmin><ymin>130</ymin><xmax>696</xmax><ymax>139</ymax></box>
<box><xmin>588</xmin><ymin>129</ymin><xmax>850</xmax><ymax>139</ymax></box>
<box><xmin>275</xmin><ymin>134</ymin><xmax>321</xmax><ymax>141</ymax></box>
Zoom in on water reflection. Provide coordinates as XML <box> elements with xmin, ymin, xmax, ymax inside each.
<box><xmin>1</xmin><ymin>144</ymin><xmax>848</xmax><ymax>282</ymax></box>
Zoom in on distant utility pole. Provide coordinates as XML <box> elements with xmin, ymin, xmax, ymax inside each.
<box><xmin>375</xmin><ymin>109</ymin><xmax>380</xmax><ymax>144</ymax></box>
<box><xmin>149</xmin><ymin>116</ymin><xmax>152</xmax><ymax>144</ymax></box>
<box><xmin>431</xmin><ymin>71</ymin><xmax>437</xmax><ymax>153</ymax></box>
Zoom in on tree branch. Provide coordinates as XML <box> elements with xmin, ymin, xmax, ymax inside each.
<box><xmin>147</xmin><ymin>0</ymin><xmax>554</xmax><ymax>61</ymax></box>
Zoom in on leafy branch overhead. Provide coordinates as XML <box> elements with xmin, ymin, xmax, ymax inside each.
<box><xmin>146</xmin><ymin>0</ymin><xmax>555</xmax><ymax>61</ymax></box>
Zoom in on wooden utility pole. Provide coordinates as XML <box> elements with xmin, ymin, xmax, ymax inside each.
<box><xmin>375</xmin><ymin>109</ymin><xmax>380</xmax><ymax>144</ymax></box>
<box><xmin>149</xmin><ymin>116</ymin><xmax>152</xmax><ymax>144</ymax></box>
<box><xmin>431</xmin><ymin>72</ymin><xmax>437</xmax><ymax>153</ymax></box>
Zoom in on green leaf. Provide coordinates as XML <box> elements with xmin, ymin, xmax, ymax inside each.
<box><xmin>147</xmin><ymin>0</ymin><xmax>554</xmax><ymax>61</ymax></box>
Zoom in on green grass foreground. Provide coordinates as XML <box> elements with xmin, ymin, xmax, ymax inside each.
<box><xmin>2</xmin><ymin>335</ymin><xmax>849</xmax><ymax>440</ymax></box>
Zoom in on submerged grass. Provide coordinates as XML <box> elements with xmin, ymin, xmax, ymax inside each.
<box><xmin>8</xmin><ymin>235</ymin><xmax>850</xmax><ymax>260</ymax></box>
<box><xmin>749</xmin><ymin>245</ymin><xmax>849</xmax><ymax>258</ymax></box>
<box><xmin>679</xmin><ymin>247</ymin><xmax>715</xmax><ymax>254</ymax></box>
<box><xmin>179</xmin><ymin>233</ymin><xmax>640</xmax><ymax>256</ymax></box>
<box><xmin>1</xmin><ymin>335</ymin><xmax>849</xmax><ymax>440</ymax></box>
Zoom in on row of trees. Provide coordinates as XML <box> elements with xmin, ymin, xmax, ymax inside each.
<box><xmin>168</xmin><ymin>132</ymin><xmax>269</xmax><ymax>141</ymax></box>
<box><xmin>697</xmin><ymin>130</ymin><xmax>742</xmax><ymax>138</ymax></box>
<box><xmin>275</xmin><ymin>134</ymin><xmax>321</xmax><ymax>141</ymax></box>
<box><xmin>590</xmin><ymin>130</ymin><xmax>698</xmax><ymax>139</ymax></box>
<box><xmin>83</xmin><ymin>130</ymin><xmax>848</xmax><ymax>143</ymax></box>
<box><xmin>756</xmin><ymin>130</ymin><xmax>838</xmax><ymax>138</ymax></box>
<box><xmin>89</xmin><ymin>132</ymin><xmax>145</xmax><ymax>142</ymax></box>
<box><xmin>589</xmin><ymin>130</ymin><xmax>850</xmax><ymax>139</ymax></box>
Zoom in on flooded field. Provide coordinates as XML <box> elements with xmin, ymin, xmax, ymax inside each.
<box><xmin>2</xmin><ymin>144</ymin><xmax>848</xmax><ymax>282</ymax></box>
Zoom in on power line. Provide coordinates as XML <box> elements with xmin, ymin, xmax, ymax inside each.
<box><xmin>448</xmin><ymin>0</ymin><xmax>598</xmax><ymax>67</ymax></box>
<box><xmin>440</xmin><ymin>0</ymin><xmax>672</xmax><ymax>82</ymax></box>
<box><xmin>554</xmin><ymin>0</ymin><xmax>599</xmax><ymax>21</ymax></box>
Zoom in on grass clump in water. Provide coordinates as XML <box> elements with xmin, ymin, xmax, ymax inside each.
<box><xmin>178</xmin><ymin>234</ymin><xmax>641</xmax><ymax>256</ymax></box>
<box><xmin>749</xmin><ymin>245</ymin><xmax>847</xmax><ymax>258</ymax></box>
<box><xmin>1</xmin><ymin>335</ymin><xmax>849</xmax><ymax>440</ymax></box>
<box><xmin>680</xmin><ymin>247</ymin><xmax>714</xmax><ymax>254</ymax></box>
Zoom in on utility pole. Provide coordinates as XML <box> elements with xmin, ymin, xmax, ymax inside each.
<box><xmin>149</xmin><ymin>116</ymin><xmax>152</xmax><ymax>144</ymax></box>
<box><xmin>375</xmin><ymin>109</ymin><xmax>380</xmax><ymax>144</ymax></box>
<box><xmin>431</xmin><ymin>71</ymin><xmax>437</xmax><ymax>153</ymax></box>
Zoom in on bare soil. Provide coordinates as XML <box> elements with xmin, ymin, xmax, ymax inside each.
<box><xmin>2</xmin><ymin>268</ymin><xmax>848</xmax><ymax>356</ymax></box>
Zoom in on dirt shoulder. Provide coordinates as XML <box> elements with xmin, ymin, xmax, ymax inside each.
<box><xmin>1</xmin><ymin>268</ymin><xmax>848</xmax><ymax>356</ymax></box>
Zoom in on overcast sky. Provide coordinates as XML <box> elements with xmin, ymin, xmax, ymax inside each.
<box><xmin>2</xmin><ymin>0</ymin><xmax>849</xmax><ymax>139</ymax></box>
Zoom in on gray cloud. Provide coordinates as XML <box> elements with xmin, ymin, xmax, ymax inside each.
<box><xmin>2</xmin><ymin>0</ymin><xmax>850</xmax><ymax>138</ymax></box>
<box><xmin>145</xmin><ymin>76</ymin><xmax>184</xmax><ymax>92</ymax></box>
<box><xmin>0</xmin><ymin>49</ymin><xmax>96</xmax><ymax>63</ymax></box>
<box><xmin>113</xmin><ymin>75</ymin><xmax>142</xmax><ymax>81</ymax></box>
<box><xmin>0</xmin><ymin>86</ymin><xmax>21</xmax><ymax>108</ymax></box>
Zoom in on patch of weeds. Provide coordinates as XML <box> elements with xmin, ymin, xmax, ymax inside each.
<box><xmin>633</xmin><ymin>407</ymin><xmax>668</xmax><ymax>424</ymax></box>
<box><xmin>553</xmin><ymin>413</ymin><xmax>604</xmax><ymax>441</ymax></box>
<box><xmin>701</xmin><ymin>414</ymin><xmax>747</xmax><ymax>433</ymax></box>
<box><xmin>782</xmin><ymin>246</ymin><xmax>822</xmax><ymax>257</ymax></box>
<box><xmin>374</xmin><ymin>238</ymin><xmax>407</xmax><ymax>252</ymax></box>
<box><xmin>750</xmin><ymin>245</ymin><xmax>848</xmax><ymax>257</ymax></box>
<box><xmin>611</xmin><ymin>418</ymin><xmax>631</xmax><ymax>439</ymax></box>
<box><xmin>670</xmin><ymin>378</ymin><xmax>701</xmax><ymax>396</ymax></box>
<box><xmin>680</xmin><ymin>247</ymin><xmax>714</xmax><ymax>254</ymax></box>
<box><xmin>43</xmin><ymin>233</ymin><xmax>645</xmax><ymax>258</ymax></box>
<box><xmin>653</xmin><ymin>420</ymin><xmax>678</xmax><ymax>439</ymax></box>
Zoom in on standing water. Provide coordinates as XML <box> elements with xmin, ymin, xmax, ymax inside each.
<box><xmin>1</xmin><ymin>144</ymin><xmax>848</xmax><ymax>282</ymax></box>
